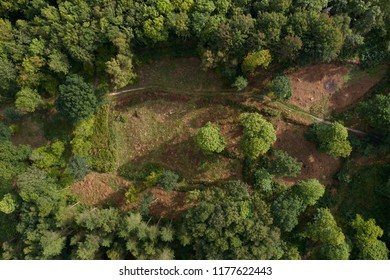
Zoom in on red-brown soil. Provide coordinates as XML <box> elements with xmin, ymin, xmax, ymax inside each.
<box><xmin>274</xmin><ymin>121</ymin><xmax>342</xmax><ymax>186</ymax></box>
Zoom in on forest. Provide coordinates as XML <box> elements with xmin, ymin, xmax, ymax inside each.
<box><xmin>0</xmin><ymin>0</ymin><xmax>390</xmax><ymax>260</ymax></box>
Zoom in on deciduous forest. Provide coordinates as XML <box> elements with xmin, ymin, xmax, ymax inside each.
<box><xmin>1</xmin><ymin>0</ymin><xmax>390</xmax><ymax>260</ymax></box>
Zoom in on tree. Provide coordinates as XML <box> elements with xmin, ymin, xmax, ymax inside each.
<box><xmin>0</xmin><ymin>193</ymin><xmax>18</xmax><ymax>214</ymax></box>
<box><xmin>293</xmin><ymin>179</ymin><xmax>325</xmax><ymax>206</ymax></box>
<box><xmin>158</xmin><ymin>170</ymin><xmax>179</xmax><ymax>191</ymax></box>
<box><xmin>351</xmin><ymin>214</ymin><xmax>389</xmax><ymax>260</ymax></box>
<box><xmin>195</xmin><ymin>122</ymin><xmax>226</xmax><ymax>154</ymax></box>
<box><xmin>232</xmin><ymin>76</ymin><xmax>248</xmax><ymax>91</ymax></box>
<box><xmin>271</xmin><ymin>179</ymin><xmax>325</xmax><ymax>232</ymax></box>
<box><xmin>30</xmin><ymin>141</ymin><xmax>65</xmax><ymax>169</ymax></box>
<box><xmin>106</xmin><ymin>54</ymin><xmax>136</xmax><ymax>90</ymax></box>
<box><xmin>180</xmin><ymin>181</ymin><xmax>285</xmax><ymax>259</ymax></box>
<box><xmin>241</xmin><ymin>50</ymin><xmax>272</xmax><ymax>73</ymax></box>
<box><xmin>304</xmin><ymin>208</ymin><xmax>350</xmax><ymax>260</ymax></box>
<box><xmin>67</xmin><ymin>156</ymin><xmax>89</xmax><ymax>181</ymax></box>
<box><xmin>315</xmin><ymin>122</ymin><xmax>352</xmax><ymax>158</ymax></box>
<box><xmin>57</xmin><ymin>75</ymin><xmax>97</xmax><ymax>123</ymax></box>
<box><xmin>305</xmin><ymin>208</ymin><xmax>345</xmax><ymax>243</ymax></box>
<box><xmin>360</xmin><ymin>94</ymin><xmax>390</xmax><ymax>136</ymax></box>
<box><xmin>271</xmin><ymin>193</ymin><xmax>305</xmax><ymax>232</ymax></box>
<box><xmin>268</xmin><ymin>150</ymin><xmax>302</xmax><ymax>177</ymax></box>
<box><xmin>239</xmin><ymin>113</ymin><xmax>276</xmax><ymax>159</ymax></box>
<box><xmin>252</xmin><ymin>168</ymin><xmax>273</xmax><ymax>192</ymax></box>
<box><xmin>15</xmin><ymin>88</ymin><xmax>42</xmax><ymax>114</ymax></box>
<box><xmin>270</xmin><ymin>75</ymin><xmax>292</xmax><ymax>100</ymax></box>
<box><xmin>0</xmin><ymin>123</ymin><xmax>11</xmax><ymax>141</ymax></box>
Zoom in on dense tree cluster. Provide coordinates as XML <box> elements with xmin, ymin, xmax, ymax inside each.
<box><xmin>0</xmin><ymin>0</ymin><xmax>390</xmax><ymax>261</ymax></box>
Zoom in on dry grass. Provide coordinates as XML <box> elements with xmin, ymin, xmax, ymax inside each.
<box><xmin>113</xmin><ymin>97</ymin><xmax>242</xmax><ymax>181</ymax></box>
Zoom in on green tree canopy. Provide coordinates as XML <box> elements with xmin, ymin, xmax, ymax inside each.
<box><xmin>57</xmin><ymin>75</ymin><xmax>97</xmax><ymax>123</ymax></box>
<box><xmin>180</xmin><ymin>181</ymin><xmax>285</xmax><ymax>259</ymax></box>
<box><xmin>268</xmin><ymin>150</ymin><xmax>302</xmax><ymax>177</ymax></box>
<box><xmin>15</xmin><ymin>88</ymin><xmax>42</xmax><ymax>114</ymax></box>
<box><xmin>195</xmin><ymin>122</ymin><xmax>226</xmax><ymax>154</ymax></box>
<box><xmin>239</xmin><ymin>113</ymin><xmax>276</xmax><ymax>159</ymax></box>
<box><xmin>270</xmin><ymin>74</ymin><xmax>293</xmax><ymax>100</ymax></box>
<box><xmin>351</xmin><ymin>214</ymin><xmax>389</xmax><ymax>260</ymax></box>
<box><xmin>315</xmin><ymin>122</ymin><xmax>352</xmax><ymax>158</ymax></box>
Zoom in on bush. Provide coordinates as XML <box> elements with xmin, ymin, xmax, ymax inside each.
<box><xmin>67</xmin><ymin>156</ymin><xmax>89</xmax><ymax>181</ymax></box>
<box><xmin>0</xmin><ymin>123</ymin><xmax>11</xmax><ymax>141</ymax></box>
<box><xmin>232</xmin><ymin>76</ymin><xmax>248</xmax><ymax>91</ymax></box>
<box><xmin>15</xmin><ymin>88</ymin><xmax>42</xmax><ymax>114</ymax></box>
<box><xmin>268</xmin><ymin>150</ymin><xmax>302</xmax><ymax>177</ymax></box>
<box><xmin>3</xmin><ymin>108</ymin><xmax>22</xmax><ymax>123</ymax></box>
<box><xmin>239</xmin><ymin>113</ymin><xmax>276</xmax><ymax>159</ymax></box>
<box><xmin>252</xmin><ymin>168</ymin><xmax>273</xmax><ymax>192</ymax></box>
<box><xmin>158</xmin><ymin>170</ymin><xmax>179</xmax><ymax>191</ymax></box>
<box><xmin>144</xmin><ymin>171</ymin><xmax>163</xmax><ymax>187</ymax></box>
<box><xmin>270</xmin><ymin>75</ymin><xmax>292</xmax><ymax>100</ymax></box>
<box><xmin>195</xmin><ymin>122</ymin><xmax>226</xmax><ymax>154</ymax></box>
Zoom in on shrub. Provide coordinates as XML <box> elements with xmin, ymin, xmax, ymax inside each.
<box><xmin>268</xmin><ymin>150</ymin><xmax>302</xmax><ymax>177</ymax></box>
<box><xmin>158</xmin><ymin>170</ymin><xmax>179</xmax><ymax>191</ymax></box>
<box><xmin>232</xmin><ymin>76</ymin><xmax>248</xmax><ymax>91</ymax></box>
<box><xmin>252</xmin><ymin>168</ymin><xmax>273</xmax><ymax>192</ymax></box>
<box><xmin>195</xmin><ymin>122</ymin><xmax>226</xmax><ymax>154</ymax></box>
<box><xmin>270</xmin><ymin>75</ymin><xmax>292</xmax><ymax>100</ymax></box>
<box><xmin>15</xmin><ymin>88</ymin><xmax>42</xmax><ymax>114</ymax></box>
<box><xmin>239</xmin><ymin>113</ymin><xmax>276</xmax><ymax>159</ymax></box>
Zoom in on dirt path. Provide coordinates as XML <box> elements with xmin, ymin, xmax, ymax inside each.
<box><xmin>274</xmin><ymin>100</ymin><xmax>367</xmax><ymax>135</ymax></box>
<box><xmin>108</xmin><ymin>86</ymin><xmax>368</xmax><ymax>136</ymax></box>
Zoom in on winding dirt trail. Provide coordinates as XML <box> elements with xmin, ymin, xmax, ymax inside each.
<box><xmin>109</xmin><ymin>86</ymin><xmax>368</xmax><ymax>136</ymax></box>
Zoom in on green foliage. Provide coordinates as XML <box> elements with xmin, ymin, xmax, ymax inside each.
<box><xmin>67</xmin><ymin>156</ymin><xmax>89</xmax><ymax>182</ymax></box>
<box><xmin>3</xmin><ymin>107</ymin><xmax>22</xmax><ymax>123</ymax></box>
<box><xmin>360</xmin><ymin>94</ymin><xmax>390</xmax><ymax>136</ymax></box>
<box><xmin>0</xmin><ymin>193</ymin><xmax>18</xmax><ymax>214</ymax></box>
<box><xmin>268</xmin><ymin>150</ymin><xmax>302</xmax><ymax>177</ymax></box>
<box><xmin>30</xmin><ymin>141</ymin><xmax>65</xmax><ymax>169</ymax></box>
<box><xmin>252</xmin><ymin>168</ymin><xmax>273</xmax><ymax>192</ymax></box>
<box><xmin>293</xmin><ymin>179</ymin><xmax>325</xmax><ymax>206</ymax></box>
<box><xmin>144</xmin><ymin>171</ymin><xmax>164</xmax><ymax>188</ymax></box>
<box><xmin>70</xmin><ymin>116</ymin><xmax>95</xmax><ymax>158</ymax></box>
<box><xmin>57</xmin><ymin>75</ymin><xmax>97</xmax><ymax>123</ymax></box>
<box><xmin>0</xmin><ymin>123</ymin><xmax>11</xmax><ymax>141</ymax></box>
<box><xmin>232</xmin><ymin>76</ymin><xmax>248</xmax><ymax>91</ymax></box>
<box><xmin>180</xmin><ymin>181</ymin><xmax>285</xmax><ymax>259</ymax></box>
<box><xmin>305</xmin><ymin>208</ymin><xmax>345</xmax><ymax>245</ymax></box>
<box><xmin>271</xmin><ymin>179</ymin><xmax>325</xmax><ymax>232</ymax></box>
<box><xmin>90</xmin><ymin>105</ymin><xmax>116</xmax><ymax>172</ymax></box>
<box><xmin>241</xmin><ymin>49</ymin><xmax>272</xmax><ymax>73</ymax></box>
<box><xmin>195</xmin><ymin>122</ymin><xmax>226</xmax><ymax>154</ymax></box>
<box><xmin>314</xmin><ymin>122</ymin><xmax>352</xmax><ymax>158</ymax></box>
<box><xmin>239</xmin><ymin>113</ymin><xmax>276</xmax><ymax>159</ymax></box>
<box><xmin>270</xmin><ymin>75</ymin><xmax>292</xmax><ymax>100</ymax></box>
<box><xmin>106</xmin><ymin>54</ymin><xmax>136</xmax><ymax>90</ymax></box>
<box><xmin>15</xmin><ymin>88</ymin><xmax>42</xmax><ymax>114</ymax></box>
<box><xmin>351</xmin><ymin>214</ymin><xmax>389</xmax><ymax>260</ymax></box>
<box><xmin>0</xmin><ymin>140</ymin><xmax>31</xmax><ymax>180</ymax></box>
<box><xmin>158</xmin><ymin>170</ymin><xmax>179</xmax><ymax>191</ymax></box>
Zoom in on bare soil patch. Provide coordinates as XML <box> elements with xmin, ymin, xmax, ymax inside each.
<box><xmin>288</xmin><ymin>64</ymin><xmax>349</xmax><ymax>113</ymax></box>
<box><xmin>149</xmin><ymin>188</ymin><xmax>195</xmax><ymax>220</ymax></box>
<box><xmin>330</xmin><ymin>65</ymin><xmax>387</xmax><ymax>112</ymax></box>
<box><xmin>274</xmin><ymin>121</ymin><xmax>342</xmax><ymax>186</ymax></box>
<box><xmin>288</xmin><ymin>64</ymin><xmax>387</xmax><ymax>114</ymax></box>
<box><xmin>71</xmin><ymin>172</ymin><xmax>131</xmax><ymax>208</ymax></box>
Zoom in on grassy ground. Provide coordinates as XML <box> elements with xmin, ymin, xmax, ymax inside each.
<box><xmin>113</xmin><ymin>97</ymin><xmax>242</xmax><ymax>182</ymax></box>
<box><xmin>128</xmin><ymin>56</ymin><xmax>227</xmax><ymax>93</ymax></box>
